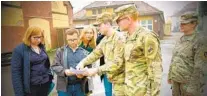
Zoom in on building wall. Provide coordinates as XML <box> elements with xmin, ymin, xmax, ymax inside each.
<box><xmin>86</xmin><ymin>8</ymin><xmax>114</xmax><ymax>17</ymax></box>
<box><xmin>153</xmin><ymin>15</ymin><xmax>159</xmax><ymax>34</ymax></box>
<box><xmin>52</xmin><ymin>1</ymin><xmax>67</xmax><ymax>13</ymax></box>
<box><xmin>2</xmin><ymin>26</ymin><xmax>25</xmax><ymax>53</ymax></box>
<box><xmin>105</xmin><ymin>8</ymin><xmax>114</xmax><ymax>13</ymax></box>
<box><xmin>28</xmin><ymin>18</ymin><xmax>51</xmax><ymax>50</ymax></box>
<box><xmin>2</xmin><ymin>1</ymin><xmax>73</xmax><ymax>52</ymax></box>
<box><xmin>138</xmin><ymin>16</ymin><xmax>154</xmax><ymax>31</ymax></box>
<box><xmin>75</xmin><ymin>8</ymin><xmax>164</xmax><ymax>39</ymax></box>
<box><xmin>74</xmin><ymin>19</ymin><xmax>97</xmax><ymax>26</ymax></box>
<box><xmin>1</xmin><ymin>2</ymin><xmax>25</xmax><ymax>53</ymax></box>
<box><xmin>138</xmin><ymin>15</ymin><xmax>164</xmax><ymax>39</ymax></box>
<box><xmin>66</xmin><ymin>2</ymin><xmax>73</xmax><ymax>26</ymax></box>
<box><xmin>22</xmin><ymin>1</ymin><xmax>73</xmax><ymax>49</ymax></box>
<box><xmin>164</xmin><ymin>18</ymin><xmax>172</xmax><ymax>36</ymax></box>
<box><xmin>152</xmin><ymin>14</ymin><xmax>164</xmax><ymax>39</ymax></box>
<box><xmin>21</xmin><ymin>1</ymin><xmax>54</xmax><ymax>49</ymax></box>
<box><xmin>52</xmin><ymin>1</ymin><xmax>69</xmax><ymax>28</ymax></box>
<box><xmin>138</xmin><ymin>16</ymin><xmax>153</xmax><ymax>20</ymax></box>
<box><xmin>2</xmin><ymin>1</ymin><xmax>21</xmax><ymax>6</ymax></box>
<box><xmin>86</xmin><ymin>9</ymin><xmax>93</xmax><ymax>16</ymax></box>
<box><xmin>160</xmin><ymin>16</ymin><xmax>165</xmax><ymax>39</ymax></box>
<box><xmin>2</xmin><ymin>6</ymin><xmax>24</xmax><ymax>26</ymax></box>
<box><xmin>89</xmin><ymin>19</ymin><xmax>96</xmax><ymax>25</ymax></box>
<box><xmin>52</xmin><ymin>14</ymin><xmax>69</xmax><ymax>28</ymax></box>
<box><xmin>51</xmin><ymin>1</ymin><xmax>73</xmax><ymax>48</ymax></box>
<box><xmin>74</xmin><ymin>20</ymin><xmax>85</xmax><ymax>25</ymax></box>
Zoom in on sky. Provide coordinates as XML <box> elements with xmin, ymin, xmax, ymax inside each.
<box><xmin>70</xmin><ymin>0</ymin><xmax>194</xmax><ymax>20</ymax></box>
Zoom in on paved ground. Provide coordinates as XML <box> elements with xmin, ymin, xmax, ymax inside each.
<box><xmin>160</xmin><ymin>32</ymin><xmax>183</xmax><ymax>96</ymax></box>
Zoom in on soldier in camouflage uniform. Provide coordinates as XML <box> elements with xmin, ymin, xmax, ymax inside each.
<box><xmin>168</xmin><ymin>12</ymin><xmax>207</xmax><ymax>96</ymax></box>
<box><xmin>76</xmin><ymin>12</ymin><xmax>125</xmax><ymax>96</ymax></box>
<box><xmin>114</xmin><ymin>4</ymin><xmax>163</xmax><ymax>96</ymax></box>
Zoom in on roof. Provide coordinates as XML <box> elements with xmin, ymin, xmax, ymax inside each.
<box><xmin>74</xmin><ymin>1</ymin><xmax>164</xmax><ymax>21</ymax></box>
<box><xmin>84</xmin><ymin>1</ymin><xmax>133</xmax><ymax>9</ymax></box>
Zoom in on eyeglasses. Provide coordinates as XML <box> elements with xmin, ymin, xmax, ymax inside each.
<box><xmin>32</xmin><ymin>36</ymin><xmax>43</xmax><ymax>40</ymax></box>
<box><xmin>85</xmin><ymin>31</ymin><xmax>93</xmax><ymax>34</ymax></box>
<box><xmin>67</xmin><ymin>39</ymin><xmax>78</xmax><ymax>42</ymax></box>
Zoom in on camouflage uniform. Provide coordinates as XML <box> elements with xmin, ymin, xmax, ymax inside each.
<box><xmin>168</xmin><ymin>12</ymin><xmax>207</xmax><ymax>96</ymax></box>
<box><xmin>81</xmin><ymin>12</ymin><xmax>125</xmax><ymax>96</ymax></box>
<box><xmin>114</xmin><ymin>4</ymin><xmax>163</xmax><ymax>96</ymax></box>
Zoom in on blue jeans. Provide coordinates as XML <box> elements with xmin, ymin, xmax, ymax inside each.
<box><xmin>58</xmin><ymin>83</ymin><xmax>84</xmax><ymax>96</ymax></box>
<box><xmin>103</xmin><ymin>74</ymin><xmax>112</xmax><ymax>96</ymax></box>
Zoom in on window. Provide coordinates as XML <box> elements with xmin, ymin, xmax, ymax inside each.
<box><xmin>98</xmin><ymin>9</ymin><xmax>102</xmax><ymax>14</ymax></box>
<box><xmin>139</xmin><ymin>20</ymin><xmax>153</xmax><ymax>31</ymax></box>
<box><xmin>92</xmin><ymin>9</ymin><xmax>96</xmax><ymax>15</ymax></box>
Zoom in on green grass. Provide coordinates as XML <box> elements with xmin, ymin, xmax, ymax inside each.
<box><xmin>47</xmin><ymin>49</ymin><xmax>56</xmax><ymax>63</ymax></box>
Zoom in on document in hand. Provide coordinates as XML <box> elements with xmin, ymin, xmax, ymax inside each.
<box><xmin>70</xmin><ymin>67</ymin><xmax>88</xmax><ymax>74</ymax></box>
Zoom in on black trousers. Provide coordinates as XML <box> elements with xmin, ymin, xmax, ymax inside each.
<box><xmin>26</xmin><ymin>81</ymin><xmax>51</xmax><ymax>96</ymax></box>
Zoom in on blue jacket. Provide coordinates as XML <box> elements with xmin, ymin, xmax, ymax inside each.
<box><xmin>51</xmin><ymin>46</ymin><xmax>88</xmax><ymax>92</ymax></box>
<box><xmin>11</xmin><ymin>43</ymin><xmax>51</xmax><ymax>96</ymax></box>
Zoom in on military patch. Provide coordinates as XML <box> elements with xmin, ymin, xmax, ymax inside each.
<box><xmin>200</xmin><ymin>49</ymin><xmax>207</xmax><ymax>61</ymax></box>
<box><xmin>148</xmin><ymin>45</ymin><xmax>153</xmax><ymax>53</ymax></box>
<box><xmin>203</xmin><ymin>52</ymin><xmax>207</xmax><ymax>59</ymax></box>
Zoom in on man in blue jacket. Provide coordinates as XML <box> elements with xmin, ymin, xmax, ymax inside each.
<box><xmin>51</xmin><ymin>28</ymin><xmax>89</xmax><ymax>96</ymax></box>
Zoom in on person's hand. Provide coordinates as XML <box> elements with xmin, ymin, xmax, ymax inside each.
<box><xmin>76</xmin><ymin>74</ymin><xmax>84</xmax><ymax>78</ymax></box>
<box><xmin>107</xmin><ymin>74</ymin><xmax>114</xmax><ymax>82</ymax></box>
<box><xmin>64</xmin><ymin>69</ymin><xmax>74</xmax><ymax>76</ymax></box>
<box><xmin>76</xmin><ymin>61</ymin><xmax>84</xmax><ymax>70</ymax></box>
<box><xmin>168</xmin><ymin>79</ymin><xmax>172</xmax><ymax>84</ymax></box>
<box><xmin>83</xmin><ymin>68</ymin><xmax>98</xmax><ymax>76</ymax></box>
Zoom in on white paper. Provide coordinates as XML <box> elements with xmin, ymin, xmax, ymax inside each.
<box><xmin>70</xmin><ymin>67</ymin><xmax>87</xmax><ymax>74</ymax></box>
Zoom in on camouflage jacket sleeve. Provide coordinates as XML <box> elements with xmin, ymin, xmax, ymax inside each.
<box><xmin>81</xmin><ymin>40</ymin><xmax>104</xmax><ymax>67</ymax></box>
<box><xmin>186</xmin><ymin>40</ymin><xmax>207</xmax><ymax>95</ymax></box>
<box><xmin>144</xmin><ymin>33</ymin><xmax>162</xmax><ymax>96</ymax></box>
<box><xmin>168</xmin><ymin>46</ymin><xmax>176</xmax><ymax>80</ymax></box>
<box><xmin>98</xmin><ymin>36</ymin><xmax>125</xmax><ymax>76</ymax></box>
<box><xmin>168</xmin><ymin>40</ymin><xmax>180</xmax><ymax>81</ymax></box>
<box><xmin>168</xmin><ymin>63</ymin><xmax>172</xmax><ymax>80</ymax></box>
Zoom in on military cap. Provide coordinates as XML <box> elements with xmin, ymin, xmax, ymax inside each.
<box><xmin>180</xmin><ymin>11</ymin><xmax>198</xmax><ymax>24</ymax></box>
<box><xmin>94</xmin><ymin>12</ymin><xmax>113</xmax><ymax>25</ymax></box>
<box><xmin>114</xmin><ymin>4</ymin><xmax>137</xmax><ymax>22</ymax></box>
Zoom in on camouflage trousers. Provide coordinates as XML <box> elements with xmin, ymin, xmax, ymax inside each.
<box><xmin>172</xmin><ymin>80</ymin><xmax>198</xmax><ymax>96</ymax></box>
<box><xmin>113</xmin><ymin>83</ymin><xmax>125</xmax><ymax>96</ymax></box>
<box><xmin>172</xmin><ymin>81</ymin><xmax>188</xmax><ymax>96</ymax></box>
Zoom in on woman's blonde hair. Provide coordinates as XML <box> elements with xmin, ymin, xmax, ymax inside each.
<box><xmin>22</xmin><ymin>26</ymin><xmax>45</xmax><ymax>46</ymax></box>
<box><xmin>79</xmin><ymin>26</ymin><xmax>97</xmax><ymax>49</ymax></box>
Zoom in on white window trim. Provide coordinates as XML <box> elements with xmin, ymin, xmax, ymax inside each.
<box><xmin>139</xmin><ymin>20</ymin><xmax>153</xmax><ymax>31</ymax></box>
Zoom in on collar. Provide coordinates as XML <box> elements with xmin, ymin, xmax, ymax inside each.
<box><xmin>66</xmin><ymin>45</ymin><xmax>80</xmax><ymax>52</ymax></box>
<box><xmin>180</xmin><ymin>31</ymin><xmax>196</xmax><ymax>42</ymax></box>
<box><xmin>126</xmin><ymin>26</ymin><xmax>142</xmax><ymax>41</ymax></box>
<box><xmin>105</xmin><ymin>31</ymin><xmax>116</xmax><ymax>42</ymax></box>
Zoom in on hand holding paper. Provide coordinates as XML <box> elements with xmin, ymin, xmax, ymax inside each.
<box><xmin>76</xmin><ymin>61</ymin><xmax>84</xmax><ymax>70</ymax></box>
<box><xmin>76</xmin><ymin>74</ymin><xmax>84</xmax><ymax>78</ymax></box>
<box><xmin>84</xmin><ymin>68</ymin><xmax>98</xmax><ymax>77</ymax></box>
<box><xmin>70</xmin><ymin>67</ymin><xmax>87</xmax><ymax>75</ymax></box>
<box><xmin>64</xmin><ymin>69</ymin><xmax>74</xmax><ymax>76</ymax></box>
<box><xmin>70</xmin><ymin>67</ymin><xmax>98</xmax><ymax>77</ymax></box>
